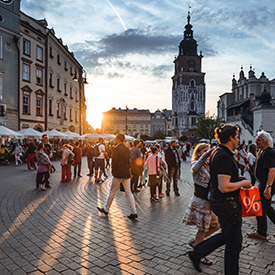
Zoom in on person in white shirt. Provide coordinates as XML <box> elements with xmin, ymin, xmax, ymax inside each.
<box><xmin>247</xmin><ymin>143</ymin><xmax>257</xmax><ymax>185</ymax></box>
<box><xmin>95</xmin><ymin>138</ymin><xmax>106</xmax><ymax>183</ymax></box>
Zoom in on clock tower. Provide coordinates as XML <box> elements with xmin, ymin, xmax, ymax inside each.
<box><xmin>172</xmin><ymin>10</ymin><xmax>205</xmax><ymax>141</ymax></box>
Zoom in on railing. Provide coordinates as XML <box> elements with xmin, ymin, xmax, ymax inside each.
<box><xmin>241</xmin><ymin>117</ymin><xmax>254</xmax><ymax>136</ymax></box>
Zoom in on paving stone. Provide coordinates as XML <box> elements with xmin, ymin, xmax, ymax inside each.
<box><xmin>0</xmin><ymin>159</ymin><xmax>275</xmax><ymax>274</ymax></box>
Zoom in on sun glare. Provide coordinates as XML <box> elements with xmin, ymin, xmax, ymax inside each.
<box><xmin>86</xmin><ymin>105</ymin><xmax>104</xmax><ymax>130</ymax></box>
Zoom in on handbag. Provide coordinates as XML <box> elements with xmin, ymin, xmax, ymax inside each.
<box><xmin>239</xmin><ymin>186</ymin><xmax>263</xmax><ymax>217</ymax></box>
<box><xmin>156</xmin><ymin>156</ymin><xmax>162</xmax><ymax>178</ymax></box>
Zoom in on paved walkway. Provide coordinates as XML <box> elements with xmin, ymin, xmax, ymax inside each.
<box><xmin>0</xmin><ymin>157</ymin><xmax>274</xmax><ymax>274</ymax></box>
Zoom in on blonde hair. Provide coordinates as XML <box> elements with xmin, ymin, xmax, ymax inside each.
<box><xmin>191</xmin><ymin>143</ymin><xmax>209</xmax><ymax>161</ymax></box>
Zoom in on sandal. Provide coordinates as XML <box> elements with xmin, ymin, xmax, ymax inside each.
<box><xmin>200</xmin><ymin>257</ymin><xmax>213</xmax><ymax>265</ymax></box>
<box><xmin>188</xmin><ymin>240</ymin><xmax>195</xmax><ymax>248</ymax></box>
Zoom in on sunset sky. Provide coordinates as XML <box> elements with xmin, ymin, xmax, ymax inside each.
<box><xmin>21</xmin><ymin>0</ymin><xmax>275</xmax><ymax>129</ymax></box>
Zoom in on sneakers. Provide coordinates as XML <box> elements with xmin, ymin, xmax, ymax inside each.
<box><xmin>97</xmin><ymin>207</ymin><xmax>108</xmax><ymax>216</ymax></box>
<box><xmin>247</xmin><ymin>231</ymin><xmax>267</xmax><ymax>240</ymax></box>
<box><xmin>127</xmin><ymin>213</ymin><xmax>138</xmax><ymax>219</ymax></box>
<box><xmin>159</xmin><ymin>193</ymin><xmax>165</xmax><ymax>197</ymax></box>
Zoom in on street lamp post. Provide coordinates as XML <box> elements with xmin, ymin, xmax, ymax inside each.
<box><xmin>125</xmin><ymin>106</ymin><xmax>128</xmax><ymax>135</ymax></box>
<box><xmin>73</xmin><ymin>69</ymin><xmax>88</xmax><ymax>135</ymax></box>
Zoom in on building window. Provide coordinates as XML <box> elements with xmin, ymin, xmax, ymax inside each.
<box><xmin>0</xmin><ymin>104</ymin><xmax>6</xmax><ymax>118</ymax></box>
<box><xmin>36</xmin><ymin>98</ymin><xmax>42</xmax><ymax>116</ymax></box>
<box><xmin>70</xmin><ymin>86</ymin><xmax>73</xmax><ymax>99</ymax></box>
<box><xmin>70</xmin><ymin>66</ymin><xmax>73</xmax><ymax>76</ymax></box>
<box><xmin>191</xmin><ymin>101</ymin><xmax>195</xmax><ymax>111</ymax></box>
<box><xmin>64</xmin><ymin>61</ymin><xmax>68</xmax><ymax>71</ymax></box>
<box><xmin>23</xmin><ymin>95</ymin><xmax>30</xmax><ymax>114</ymax></box>
<box><xmin>64</xmin><ymin>83</ymin><xmax>67</xmax><ymax>96</ymax></box>
<box><xmin>64</xmin><ymin>106</ymin><xmax>67</xmax><ymax>120</ymax></box>
<box><xmin>49</xmin><ymin>72</ymin><xmax>54</xmax><ymax>88</ymax></box>
<box><xmin>36</xmin><ymin>69</ymin><xmax>42</xmax><ymax>85</ymax></box>
<box><xmin>75</xmin><ymin>110</ymin><xmax>78</xmax><ymax>122</ymax></box>
<box><xmin>191</xmin><ymin>117</ymin><xmax>196</xmax><ymax>126</ymax></box>
<box><xmin>36</xmin><ymin>46</ymin><xmax>43</xmax><ymax>61</ymax></box>
<box><xmin>49</xmin><ymin>46</ymin><xmax>54</xmax><ymax>58</ymax></box>
<box><xmin>0</xmin><ymin>73</ymin><xmax>3</xmax><ymax>100</ymax></box>
<box><xmin>23</xmin><ymin>64</ymin><xmax>30</xmax><ymax>81</ymax></box>
<box><xmin>23</xmin><ymin>40</ymin><xmax>30</xmax><ymax>55</ymax></box>
<box><xmin>57</xmin><ymin>78</ymin><xmax>61</xmax><ymax>92</ymax></box>
<box><xmin>57</xmin><ymin>102</ymin><xmax>60</xmax><ymax>118</ymax></box>
<box><xmin>70</xmin><ymin>108</ymin><xmax>73</xmax><ymax>121</ymax></box>
<box><xmin>0</xmin><ymin>36</ymin><xmax>3</xmax><ymax>59</ymax></box>
<box><xmin>75</xmin><ymin>90</ymin><xmax>78</xmax><ymax>102</ymax></box>
<box><xmin>49</xmin><ymin>98</ymin><xmax>53</xmax><ymax>116</ymax></box>
<box><xmin>57</xmin><ymin>54</ymin><xmax>61</xmax><ymax>65</ymax></box>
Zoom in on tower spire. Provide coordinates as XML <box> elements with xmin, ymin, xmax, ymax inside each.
<box><xmin>187</xmin><ymin>6</ymin><xmax>191</xmax><ymax>24</ymax></box>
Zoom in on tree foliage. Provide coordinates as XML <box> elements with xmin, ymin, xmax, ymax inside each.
<box><xmin>179</xmin><ymin>135</ymin><xmax>188</xmax><ymax>142</ymax></box>
<box><xmin>152</xmin><ymin>130</ymin><xmax>166</xmax><ymax>140</ymax></box>
<box><xmin>195</xmin><ymin>113</ymin><xmax>224</xmax><ymax>142</ymax></box>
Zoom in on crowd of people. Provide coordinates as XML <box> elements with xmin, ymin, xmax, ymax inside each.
<box><xmin>1</xmin><ymin>125</ymin><xmax>275</xmax><ymax>274</ymax></box>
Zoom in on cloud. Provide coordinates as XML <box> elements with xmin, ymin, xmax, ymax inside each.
<box><xmin>72</xmin><ymin>27</ymin><xmax>217</xmax><ymax>78</ymax></box>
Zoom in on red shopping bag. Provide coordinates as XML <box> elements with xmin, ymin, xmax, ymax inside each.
<box><xmin>239</xmin><ymin>186</ymin><xmax>263</xmax><ymax>217</ymax></box>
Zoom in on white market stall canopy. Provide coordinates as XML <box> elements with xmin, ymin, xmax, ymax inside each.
<box><xmin>100</xmin><ymin>133</ymin><xmax>116</xmax><ymax>141</ymax></box>
<box><xmin>125</xmin><ymin>135</ymin><xmax>135</xmax><ymax>141</ymax></box>
<box><xmin>82</xmin><ymin>132</ymin><xmax>102</xmax><ymax>140</ymax></box>
<box><xmin>64</xmin><ymin>131</ymin><xmax>83</xmax><ymax>140</ymax></box>
<box><xmin>0</xmin><ymin>126</ymin><xmax>23</xmax><ymax>139</ymax></box>
<box><xmin>42</xmin><ymin>129</ymin><xmax>69</xmax><ymax>139</ymax></box>
<box><xmin>17</xmin><ymin>128</ymin><xmax>43</xmax><ymax>139</ymax></box>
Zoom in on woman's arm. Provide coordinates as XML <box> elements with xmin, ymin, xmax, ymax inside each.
<box><xmin>191</xmin><ymin>149</ymin><xmax>213</xmax><ymax>173</ymax></box>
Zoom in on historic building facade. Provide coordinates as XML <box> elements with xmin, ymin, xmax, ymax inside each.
<box><xmin>171</xmin><ymin>11</ymin><xmax>205</xmax><ymax>142</ymax></box>
<box><xmin>0</xmin><ymin>1</ymin><xmax>87</xmax><ymax>134</ymax></box>
<box><xmin>0</xmin><ymin>0</ymin><xmax>21</xmax><ymax>130</ymax></box>
<box><xmin>217</xmin><ymin>66</ymin><xmax>275</xmax><ymax>144</ymax></box>
<box><xmin>102</xmin><ymin>107</ymin><xmax>173</xmax><ymax>137</ymax></box>
<box><xmin>102</xmin><ymin>108</ymin><xmax>151</xmax><ymax>136</ymax></box>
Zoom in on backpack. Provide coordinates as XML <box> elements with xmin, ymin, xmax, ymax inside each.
<box><xmin>92</xmin><ymin>144</ymin><xmax>100</xmax><ymax>157</ymax></box>
<box><xmin>68</xmin><ymin>153</ymin><xmax>74</xmax><ymax>164</ymax></box>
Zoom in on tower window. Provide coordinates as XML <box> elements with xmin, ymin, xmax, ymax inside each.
<box><xmin>191</xmin><ymin>101</ymin><xmax>195</xmax><ymax>110</ymax></box>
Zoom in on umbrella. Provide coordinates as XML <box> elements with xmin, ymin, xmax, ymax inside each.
<box><xmin>17</xmin><ymin>128</ymin><xmax>43</xmax><ymax>139</ymax></box>
<box><xmin>82</xmin><ymin>132</ymin><xmax>102</xmax><ymax>140</ymax></box>
<box><xmin>64</xmin><ymin>131</ymin><xmax>83</xmax><ymax>140</ymax></box>
<box><xmin>42</xmin><ymin>129</ymin><xmax>69</xmax><ymax>139</ymax></box>
<box><xmin>0</xmin><ymin>126</ymin><xmax>23</xmax><ymax>139</ymax></box>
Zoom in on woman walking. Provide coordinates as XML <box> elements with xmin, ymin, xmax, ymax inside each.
<box><xmin>61</xmin><ymin>144</ymin><xmax>75</xmax><ymax>182</ymax></box>
<box><xmin>143</xmin><ymin>146</ymin><xmax>160</xmax><ymax>202</ymax></box>
<box><xmin>183</xmin><ymin>143</ymin><xmax>220</xmax><ymax>265</ymax></box>
<box><xmin>36</xmin><ymin>143</ymin><xmax>52</xmax><ymax>191</ymax></box>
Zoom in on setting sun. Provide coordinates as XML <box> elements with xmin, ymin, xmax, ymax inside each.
<box><xmin>86</xmin><ymin>103</ymin><xmax>104</xmax><ymax>130</ymax></box>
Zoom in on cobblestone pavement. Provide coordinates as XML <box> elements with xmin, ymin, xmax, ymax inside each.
<box><xmin>0</xmin><ymin>157</ymin><xmax>274</xmax><ymax>275</ymax></box>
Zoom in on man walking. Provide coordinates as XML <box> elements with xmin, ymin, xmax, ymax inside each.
<box><xmin>42</xmin><ymin>134</ymin><xmax>52</xmax><ymax>188</ymax></box>
<box><xmin>130</xmin><ymin>139</ymin><xmax>143</xmax><ymax>192</ymax></box>
<box><xmin>165</xmin><ymin>140</ymin><xmax>181</xmax><ymax>196</ymax></box>
<box><xmin>97</xmin><ymin>134</ymin><xmax>138</xmax><ymax>219</ymax></box>
<box><xmin>188</xmin><ymin>124</ymin><xmax>251</xmax><ymax>274</ymax></box>
<box><xmin>74</xmin><ymin>142</ymin><xmax>82</xmax><ymax>177</ymax></box>
<box><xmin>247</xmin><ymin>130</ymin><xmax>275</xmax><ymax>240</ymax></box>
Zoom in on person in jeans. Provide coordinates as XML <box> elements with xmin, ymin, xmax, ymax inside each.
<box><xmin>247</xmin><ymin>130</ymin><xmax>275</xmax><ymax>240</ymax></box>
<box><xmin>97</xmin><ymin>134</ymin><xmax>138</xmax><ymax>219</ymax></box>
<box><xmin>165</xmin><ymin>140</ymin><xmax>180</xmax><ymax>196</ymax></box>
<box><xmin>188</xmin><ymin>124</ymin><xmax>251</xmax><ymax>274</ymax></box>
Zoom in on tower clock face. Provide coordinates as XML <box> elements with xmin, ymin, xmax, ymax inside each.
<box><xmin>188</xmin><ymin>59</ymin><xmax>196</xmax><ymax>68</ymax></box>
<box><xmin>0</xmin><ymin>0</ymin><xmax>13</xmax><ymax>4</ymax></box>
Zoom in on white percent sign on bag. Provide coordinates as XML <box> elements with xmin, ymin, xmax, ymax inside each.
<box><xmin>242</xmin><ymin>195</ymin><xmax>261</xmax><ymax>213</ymax></box>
